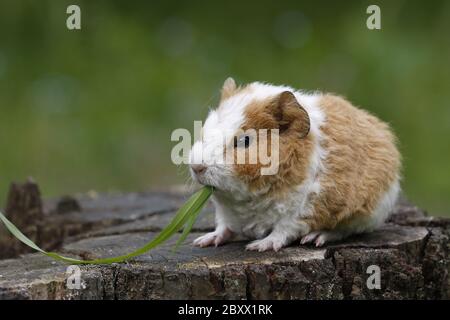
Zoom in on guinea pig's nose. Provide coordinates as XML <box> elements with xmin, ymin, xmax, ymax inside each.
<box><xmin>191</xmin><ymin>164</ymin><xmax>207</xmax><ymax>175</ymax></box>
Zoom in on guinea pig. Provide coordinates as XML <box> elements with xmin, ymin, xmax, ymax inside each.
<box><xmin>189</xmin><ymin>78</ymin><xmax>401</xmax><ymax>251</ymax></box>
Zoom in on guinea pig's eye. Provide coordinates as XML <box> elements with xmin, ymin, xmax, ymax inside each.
<box><xmin>234</xmin><ymin>135</ymin><xmax>252</xmax><ymax>149</ymax></box>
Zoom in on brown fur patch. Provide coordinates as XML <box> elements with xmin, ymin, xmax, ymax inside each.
<box><xmin>232</xmin><ymin>91</ymin><xmax>314</xmax><ymax>196</ymax></box>
<box><xmin>305</xmin><ymin>94</ymin><xmax>401</xmax><ymax>231</ymax></box>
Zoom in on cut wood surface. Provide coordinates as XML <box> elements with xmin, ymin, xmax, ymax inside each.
<box><xmin>0</xmin><ymin>180</ymin><xmax>448</xmax><ymax>299</ymax></box>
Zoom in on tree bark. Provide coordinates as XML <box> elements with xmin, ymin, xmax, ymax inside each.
<box><xmin>0</xmin><ymin>180</ymin><xmax>448</xmax><ymax>299</ymax></box>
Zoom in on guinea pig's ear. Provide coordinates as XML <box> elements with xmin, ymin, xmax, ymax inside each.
<box><xmin>221</xmin><ymin>77</ymin><xmax>237</xmax><ymax>100</ymax></box>
<box><xmin>272</xmin><ymin>91</ymin><xmax>310</xmax><ymax>138</ymax></box>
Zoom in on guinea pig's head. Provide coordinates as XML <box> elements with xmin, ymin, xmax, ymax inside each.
<box><xmin>189</xmin><ymin>78</ymin><xmax>314</xmax><ymax>197</ymax></box>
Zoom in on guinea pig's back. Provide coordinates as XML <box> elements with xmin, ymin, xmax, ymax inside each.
<box><xmin>312</xmin><ymin>94</ymin><xmax>401</xmax><ymax>228</ymax></box>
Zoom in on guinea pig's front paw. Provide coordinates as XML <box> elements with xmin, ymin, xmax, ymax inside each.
<box><xmin>193</xmin><ymin>228</ymin><xmax>232</xmax><ymax>248</ymax></box>
<box><xmin>245</xmin><ymin>235</ymin><xmax>286</xmax><ymax>252</ymax></box>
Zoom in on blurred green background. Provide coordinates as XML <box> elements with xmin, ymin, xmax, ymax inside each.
<box><xmin>0</xmin><ymin>0</ymin><xmax>449</xmax><ymax>216</ymax></box>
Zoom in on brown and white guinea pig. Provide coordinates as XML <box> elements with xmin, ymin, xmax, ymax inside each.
<box><xmin>189</xmin><ymin>78</ymin><xmax>401</xmax><ymax>251</ymax></box>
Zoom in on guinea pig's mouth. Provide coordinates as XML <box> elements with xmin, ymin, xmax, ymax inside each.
<box><xmin>190</xmin><ymin>168</ymin><xmax>213</xmax><ymax>188</ymax></box>
<box><xmin>189</xmin><ymin>164</ymin><xmax>234</xmax><ymax>192</ymax></box>
<box><xmin>192</xmin><ymin>174</ymin><xmax>222</xmax><ymax>192</ymax></box>
<box><xmin>195</xmin><ymin>176</ymin><xmax>216</xmax><ymax>189</ymax></box>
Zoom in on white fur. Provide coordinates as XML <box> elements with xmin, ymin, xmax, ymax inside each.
<box><xmin>369</xmin><ymin>176</ymin><xmax>401</xmax><ymax>229</ymax></box>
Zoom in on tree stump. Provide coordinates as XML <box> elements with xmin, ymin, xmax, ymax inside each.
<box><xmin>0</xmin><ymin>181</ymin><xmax>448</xmax><ymax>299</ymax></box>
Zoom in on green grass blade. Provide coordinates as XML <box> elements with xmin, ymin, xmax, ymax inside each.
<box><xmin>172</xmin><ymin>193</ymin><xmax>208</xmax><ymax>252</ymax></box>
<box><xmin>0</xmin><ymin>186</ymin><xmax>213</xmax><ymax>265</ymax></box>
<box><xmin>0</xmin><ymin>212</ymin><xmax>46</xmax><ymax>253</ymax></box>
